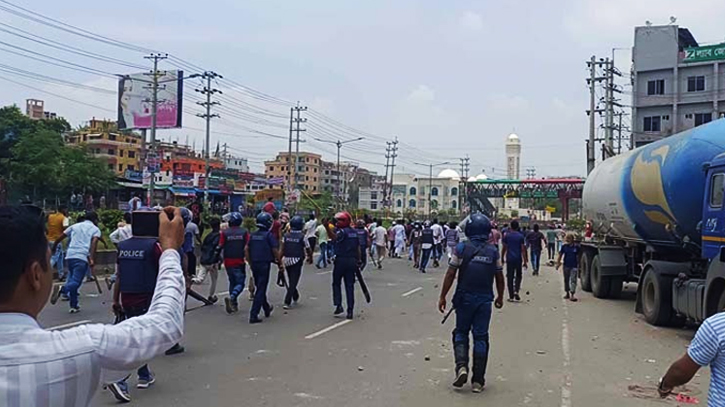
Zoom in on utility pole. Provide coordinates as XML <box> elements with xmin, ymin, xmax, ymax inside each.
<box><xmin>291</xmin><ymin>103</ymin><xmax>307</xmax><ymax>192</ymax></box>
<box><xmin>287</xmin><ymin>107</ymin><xmax>294</xmax><ymax>193</ymax></box>
<box><xmin>586</xmin><ymin>56</ymin><xmax>607</xmax><ymax>174</ymax></box>
<box><xmin>222</xmin><ymin>142</ymin><xmax>228</xmax><ymax>161</ymax></box>
<box><xmin>383</xmin><ymin>144</ymin><xmax>391</xmax><ymax>208</ymax></box>
<box><xmin>143</xmin><ymin>53</ymin><xmax>167</xmax><ymax>206</ymax></box>
<box><xmin>414</xmin><ymin>161</ymin><xmax>451</xmax><ymax>218</ymax></box>
<box><xmin>388</xmin><ymin>137</ymin><xmax>398</xmax><ymax>208</ymax></box>
<box><xmin>196</xmin><ymin>71</ymin><xmax>222</xmax><ymax>203</ymax></box>
<box><xmin>603</xmin><ymin>57</ymin><xmax>622</xmax><ymax>159</ymax></box>
<box><xmin>315</xmin><ymin>137</ymin><xmax>364</xmax><ymax>208</ymax></box>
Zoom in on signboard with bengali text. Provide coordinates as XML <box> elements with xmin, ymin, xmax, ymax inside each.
<box><xmin>683</xmin><ymin>43</ymin><xmax>725</xmax><ymax>63</ymax></box>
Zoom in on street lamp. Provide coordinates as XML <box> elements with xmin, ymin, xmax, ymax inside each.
<box><xmin>314</xmin><ymin>137</ymin><xmax>364</xmax><ymax>207</ymax></box>
<box><xmin>414</xmin><ymin>161</ymin><xmax>451</xmax><ymax>218</ymax></box>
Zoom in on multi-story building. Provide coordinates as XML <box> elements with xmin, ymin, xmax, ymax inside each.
<box><xmin>358</xmin><ymin>175</ymin><xmax>386</xmax><ymax>211</ymax></box>
<box><xmin>65</xmin><ymin>118</ymin><xmax>141</xmax><ymax>175</ymax></box>
<box><xmin>390</xmin><ymin>170</ymin><xmax>461</xmax><ymax>217</ymax></box>
<box><xmin>223</xmin><ymin>155</ymin><xmax>249</xmax><ymax>172</ymax></box>
<box><xmin>320</xmin><ymin>161</ymin><xmax>358</xmax><ymax>202</ymax></box>
<box><xmin>632</xmin><ymin>24</ymin><xmax>725</xmax><ymax>147</ymax></box>
<box><xmin>25</xmin><ymin>99</ymin><xmax>57</xmax><ymax>120</ymax></box>
<box><xmin>264</xmin><ymin>151</ymin><xmax>321</xmax><ymax>192</ymax></box>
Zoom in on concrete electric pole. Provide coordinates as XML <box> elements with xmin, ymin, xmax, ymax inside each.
<box><xmin>143</xmin><ymin>53</ymin><xmax>167</xmax><ymax>206</ymax></box>
<box><xmin>196</xmin><ymin>71</ymin><xmax>222</xmax><ymax>203</ymax></box>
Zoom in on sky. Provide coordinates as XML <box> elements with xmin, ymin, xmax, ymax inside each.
<box><xmin>2</xmin><ymin>0</ymin><xmax>725</xmax><ymax>177</ymax></box>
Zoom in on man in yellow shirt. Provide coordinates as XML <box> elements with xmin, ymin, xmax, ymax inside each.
<box><xmin>47</xmin><ymin>205</ymin><xmax>70</xmax><ymax>280</ymax></box>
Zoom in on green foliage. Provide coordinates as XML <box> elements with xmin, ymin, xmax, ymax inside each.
<box><xmin>511</xmin><ymin>210</ymin><xmax>519</xmax><ymax>218</ymax></box>
<box><xmin>566</xmin><ymin>218</ymin><xmax>587</xmax><ymax>231</ymax></box>
<box><xmin>298</xmin><ymin>191</ymin><xmax>334</xmax><ymax>215</ymax></box>
<box><xmin>97</xmin><ymin>209</ymin><xmax>124</xmax><ymax>234</ymax></box>
<box><xmin>243</xmin><ymin>216</ymin><xmax>257</xmax><ymax>232</ymax></box>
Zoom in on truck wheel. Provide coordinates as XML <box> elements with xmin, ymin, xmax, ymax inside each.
<box><xmin>641</xmin><ymin>269</ymin><xmax>673</xmax><ymax>326</ymax></box>
<box><xmin>580</xmin><ymin>252</ymin><xmax>592</xmax><ymax>292</ymax></box>
<box><xmin>609</xmin><ymin>278</ymin><xmax>623</xmax><ymax>299</ymax></box>
<box><xmin>591</xmin><ymin>255</ymin><xmax>611</xmax><ymax>298</ymax></box>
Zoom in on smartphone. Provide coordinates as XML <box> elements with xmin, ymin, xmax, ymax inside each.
<box><xmin>132</xmin><ymin>211</ymin><xmax>160</xmax><ymax>238</ymax></box>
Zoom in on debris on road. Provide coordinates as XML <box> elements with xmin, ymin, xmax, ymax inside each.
<box><xmin>645</xmin><ymin>359</ymin><xmax>656</xmax><ymax>363</ymax></box>
<box><xmin>536</xmin><ymin>350</ymin><xmax>547</xmax><ymax>355</ymax></box>
<box><xmin>424</xmin><ymin>355</ymin><xmax>430</xmax><ymax>361</ymax></box>
<box><xmin>358</xmin><ymin>366</ymin><xmax>364</xmax><ymax>371</ymax></box>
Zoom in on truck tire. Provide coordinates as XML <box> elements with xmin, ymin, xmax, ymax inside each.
<box><xmin>580</xmin><ymin>252</ymin><xmax>593</xmax><ymax>292</ymax></box>
<box><xmin>641</xmin><ymin>269</ymin><xmax>673</xmax><ymax>326</ymax></box>
<box><xmin>609</xmin><ymin>278</ymin><xmax>623</xmax><ymax>299</ymax></box>
<box><xmin>591</xmin><ymin>255</ymin><xmax>611</xmax><ymax>298</ymax></box>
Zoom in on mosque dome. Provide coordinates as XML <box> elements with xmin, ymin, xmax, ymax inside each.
<box><xmin>507</xmin><ymin>133</ymin><xmax>520</xmax><ymax>143</ymax></box>
<box><xmin>475</xmin><ymin>173</ymin><xmax>489</xmax><ymax>181</ymax></box>
<box><xmin>467</xmin><ymin>176</ymin><xmax>478</xmax><ymax>182</ymax></box>
<box><xmin>437</xmin><ymin>169</ymin><xmax>461</xmax><ymax>180</ymax></box>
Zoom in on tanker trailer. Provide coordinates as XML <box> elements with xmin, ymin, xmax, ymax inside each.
<box><xmin>581</xmin><ymin>119</ymin><xmax>725</xmax><ymax>326</ymax></box>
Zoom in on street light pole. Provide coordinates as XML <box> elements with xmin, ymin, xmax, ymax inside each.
<box><xmin>314</xmin><ymin>137</ymin><xmax>364</xmax><ymax>208</ymax></box>
<box><xmin>414</xmin><ymin>161</ymin><xmax>451</xmax><ymax>218</ymax></box>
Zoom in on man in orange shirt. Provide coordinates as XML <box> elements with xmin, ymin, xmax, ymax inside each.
<box><xmin>47</xmin><ymin>205</ymin><xmax>70</xmax><ymax>281</ymax></box>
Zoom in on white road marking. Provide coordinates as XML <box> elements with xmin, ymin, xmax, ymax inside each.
<box><xmin>305</xmin><ymin>320</ymin><xmax>352</xmax><ymax>340</ymax></box>
<box><xmin>561</xmin><ymin>299</ymin><xmax>572</xmax><ymax>407</ymax></box>
<box><xmin>316</xmin><ymin>270</ymin><xmax>332</xmax><ymax>275</ymax></box>
<box><xmin>401</xmin><ymin>287</ymin><xmax>423</xmax><ymax>297</ymax></box>
<box><xmin>216</xmin><ymin>291</ymin><xmax>229</xmax><ymax>297</ymax></box>
<box><xmin>48</xmin><ymin>320</ymin><xmax>92</xmax><ymax>330</ymax></box>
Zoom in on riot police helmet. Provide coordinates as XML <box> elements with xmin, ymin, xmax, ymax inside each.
<box><xmin>256</xmin><ymin>212</ymin><xmax>273</xmax><ymax>230</ymax></box>
<box><xmin>465</xmin><ymin>212</ymin><xmax>492</xmax><ymax>240</ymax></box>
<box><xmin>290</xmin><ymin>215</ymin><xmax>304</xmax><ymax>231</ymax></box>
<box><xmin>228</xmin><ymin>212</ymin><xmax>243</xmax><ymax>227</ymax></box>
<box><xmin>334</xmin><ymin>212</ymin><xmax>352</xmax><ymax>229</ymax></box>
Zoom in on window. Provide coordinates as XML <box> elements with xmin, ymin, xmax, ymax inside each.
<box><xmin>108</xmin><ymin>149</ymin><xmax>115</xmax><ymax>155</ymax></box>
<box><xmin>371</xmin><ymin>192</ymin><xmax>378</xmax><ymax>200</ymax></box>
<box><xmin>118</xmin><ymin>164</ymin><xmax>123</xmax><ymax>171</ymax></box>
<box><xmin>695</xmin><ymin>113</ymin><xmax>713</xmax><ymax>126</ymax></box>
<box><xmin>396</xmin><ymin>199</ymin><xmax>402</xmax><ymax>208</ymax></box>
<box><xmin>687</xmin><ymin>76</ymin><xmax>705</xmax><ymax>92</ymax></box>
<box><xmin>108</xmin><ymin>164</ymin><xmax>114</xmax><ymax>170</ymax></box>
<box><xmin>410</xmin><ymin>187</ymin><xmax>417</xmax><ymax>195</ymax></box>
<box><xmin>647</xmin><ymin>79</ymin><xmax>665</xmax><ymax>95</ymax></box>
<box><xmin>409</xmin><ymin>199</ymin><xmax>416</xmax><ymax>208</ymax></box>
<box><xmin>451</xmin><ymin>187</ymin><xmax>458</xmax><ymax>196</ymax></box>
<box><xmin>431</xmin><ymin>187</ymin><xmax>439</xmax><ymax>196</ymax></box>
<box><xmin>452</xmin><ymin>200</ymin><xmax>457</xmax><ymax>209</ymax></box>
<box><xmin>269</xmin><ymin>166</ymin><xmax>274</xmax><ymax>171</ymax></box>
<box><xmin>127</xmin><ymin>165</ymin><xmax>135</xmax><ymax>171</ymax></box>
<box><xmin>643</xmin><ymin>116</ymin><xmax>661</xmax><ymax>132</ymax></box>
<box><xmin>128</xmin><ymin>151</ymin><xmax>136</xmax><ymax>158</ymax></box>
<box><xmin>431</xmin><ymin>200</ymin><xmax>439</xmax><ymax>209</ymax></box>
<box><xmin>109</xmin><ymin>134</ymin><xmax>116</xmax><ymax>141</ymax></box>
<box><xmin>371</xmin><ymin>202</ymin><xmax>378</xmax><ymax>210</ymax></box>
<box><xmin>313</xmin><ymin>186</ymin><xmax>317</xmax><ymax>191</ymax></box>
<box><xmin>313</xmin><ymin>177</ymin><xmax>317</xmax><ymax>182</ymax></box>
<box><xmin>306</xmin><ymin>176</ymin><xmax>309</xmax><ymax>181</ymax></box>
<box><xmin>710</xmin><ymin>173</ymin><xmax>724</xmax><ymax>207</ymax></box>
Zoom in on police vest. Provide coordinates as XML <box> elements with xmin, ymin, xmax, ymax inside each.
<box><xmin>222</xmin><ymin>227</ymin><xmax>248</xmax><ymax>260</ymax></box>
<box><xmin>356</xmin><ymin>228</ymin><xmax>368</xmax><ymax>249</ymax></box>
<box><xmin>249</xmin><ymin>230</ymin><xmax>275</xmax><ymax>263</ymax></box>
<box><xmin>456</xmin><ymin>242</ymin><xmax>499</xmax><ymax>298</ymax></box>
<box><xmin>336</xmin><ymin>227</ymin><xmax>360</xmax><ymax>259</ymax></box>
<box><xmin>283</xmin><ymin>230</ymin><xmax>305</xmax><ymax>258</ymax></box>
<box><xmin>422</xmin><ymin>228</ymin><xmax>434</xmax><ymax>244</ymax></box>
<box><xmin>117</xmin><ymin>237</ymin><xmax>159</xmax><ymax>294</ymax></box>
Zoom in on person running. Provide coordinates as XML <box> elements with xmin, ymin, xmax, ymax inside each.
<box><xmin>246</xmin><ymin>212</ymin><xmax>283</xmax><ymax>324</ymax></box>
<box><xmin>438</xmin><ymin>213</ymin><xmax>504</xmax><ymax>393</ymax></box>
<box><xmin>47</xmin><ymin>205</ymin><xmax>70</xmax><ymax>281</ymax></box>
<box><xmin>445</xmin><ymin>221</ymin><xmax>460</xmax><ymax>259</ymax></box>
<box><xmin>487</xmin><ymin>223</ymin><xmax>502</xmax><ymax>252</ymax></box>
<box><xmin>431</xmin><ymin>218</ymin><xmax>444</xmax><ymax>267</ymax></box>
<box><xmin>546</xmin><ymin>226</ymin><xmax>557</xmax><ymax>260</ymax></box>
<box><xmin>411</xmin><ymin>222</ymin><xmax>423</xmax><ymax>269</ymax></box>
<box><xmin>372</xmin><ymin>222</ymin><xmax>387</xmax><ymax>269</ymax></box>
<box><xmin>315</xmin><ymin>219</ymin><xmax>329</xmax><ymax>269</ymax></box>
<box><xmin>217</xmin><ymin>212</ymin><xmax>250</xmax><ymax>314</ymax></box>
<box><xmin>525</xmin><ymin>224</ymin><xmax>546</xmax><ymax>276</ymax></box>
<box><xmin>183</xmin><ymin>218</ymin><xmax>201</xmax><ymax>279</ymax></box>
<box><xmin>193</xmin><ymin>217</ymin><xmax>222</xmax><ymax>304</ymax></box>
<box><xmin>501</xmin><ymin>220</ymin><xmax>528</xmax><ymax>302</ymax></box>
<box><xmin>303</xmin><ymin>214</ymin><xmax>318</xmax><ymax>264</ymax></box>
<box><xmin>419</xmin><ymin>221</ymin><xmax>435</xmax><ymax>273</ymax></box>
<box><xmin>331</xmin><ymin>212</ymin><xmax>360</xmax><ymax>320</ymax></box>
<box><xmin>387</xmin><ymin>225</ymin><xmax>396</xmax><ymax>258</ymax></box>
<box><xmin>50</xmin><ymin>211</ymin><xmax>101</xmax><ymax>313</ymax></box>
<box><xmin>356</xmin><ymin>219</ymin><xmax>371</xmax><ymax>271</ymax></box>
<box><xmin>393</xmin><ymin>220</ymin><xmax>406</xmax><ymax>258</ymax></box>
<box><xmin>281</xmin><ymin>216</ymin><xmax>307</xmax><ymax>309</ymax></box>
<box><xmin>555</xmin><ymin>233</ymin><xmax>580</xmax><ymax>302</ymax></box>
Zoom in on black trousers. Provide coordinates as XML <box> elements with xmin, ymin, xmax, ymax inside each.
<box><xmin>285</xmin><ymin>260</ymin><xmax>303</xmax><ymax>305</ymax></box>
<box><xmin>250</xmin><ymin>262</ymin><xmax>272</xmax><ymax>319</ymax></box>
<box><xmin>333</xmin><ymin>258</ymin><xmax>356</xmax><ymax>311</ymax></box>
<box><xmin>547</xmin><ymin>243</ymin><xmax>556</xmax><ymax>259</ymax></box>
<box><xmin>186</xmin><ymin>251</ymin><xmax>197</xmax><ymax>277</ymax></box>
<box><xmin>506</xmin><ymin>261</ymin><xmax>523</xmax><ymax>298</ymax></box>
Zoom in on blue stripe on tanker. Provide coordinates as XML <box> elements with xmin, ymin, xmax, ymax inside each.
<box><xmin>621</xmin><ymin>119</ymin><xmax>725</xmax><ymax>246</ymax></box>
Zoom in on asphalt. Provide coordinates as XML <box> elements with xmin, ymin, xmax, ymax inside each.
<box><xmin>38</xmin><ymin>255</ymin><xmax>711</xmax><ymax>406</ymax></box>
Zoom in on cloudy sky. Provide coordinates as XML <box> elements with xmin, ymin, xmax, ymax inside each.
<box><xmin>1</xmin><ymin>0</ymin><xmax>724</xmax><ymax>177</ymax></box>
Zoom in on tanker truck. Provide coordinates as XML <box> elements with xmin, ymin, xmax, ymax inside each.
<box><xmin>581</xmin><ymin>119</ymin><xmax>725</xmax><ymax>326</ymax></box>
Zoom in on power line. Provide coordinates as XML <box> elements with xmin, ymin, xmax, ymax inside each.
<box><xmin>0</xmin><ymin>74</ymin><xmax>115</xmax><ymax>113</ymax></box>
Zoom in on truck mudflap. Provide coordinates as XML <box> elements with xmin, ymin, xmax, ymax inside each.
<box><xmin>598</xmin><ymin>247</ymin><xmax>627</xmax><ymax>277</ymax></box>
<box><xmin>672</xmin><ymin>278</ymin><xmax>706</xmax><ymax>322</ymax></box>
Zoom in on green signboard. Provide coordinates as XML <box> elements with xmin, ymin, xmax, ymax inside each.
<box><xmin>684</xmin><ymin>43</ymin><xmax>725</xmax><ymax>63</ymax></box>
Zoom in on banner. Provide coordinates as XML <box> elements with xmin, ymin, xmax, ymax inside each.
<box><xmin>117</xmin><ymin>70</ymin><xmax>184</xmax><ymax>130</ymax></box>
<box><xmin>683</xmin><ymin>43</ymin><xmax>725</xmax><ymax>63</ymax></box>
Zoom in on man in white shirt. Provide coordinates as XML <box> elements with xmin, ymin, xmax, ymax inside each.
<box><xmin>431</xmin><ymin>218</ymin><xmax>444</xmax><ymax>268</ymax></box>
<box><xmin>0</xmin><ymin>205</ymin><xmax>186</xmax><ymax>407</ymax></box>
<box><xmin>303</xmin><ymin>214</ymin><xmax>318</xmax><ymax>263</ymax></box>
<box><xmin>51</xmin><ymin>211</ymin><xmax>102</xmax><ymax>313</ymax></box>
<box><xmin>373</xmin><ymin>224</ymin><xmax>387</xmax><ymax>269</ymax></box>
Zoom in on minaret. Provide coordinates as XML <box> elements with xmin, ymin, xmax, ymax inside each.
<box><xmin>505</xmin><ymin>133</ymin><xmax>521</xmax><ymax>179</ymax></box>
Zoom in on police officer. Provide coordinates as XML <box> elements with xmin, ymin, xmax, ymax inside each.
<box><xmin>281</xmin><ymin>215</ymin><xmax>307</xmax><ymax>309</ymax></box>
<box><xmin>217</xmin><ymin>212</ymin><xmax>250</xmax><ymax>315</ymax></box>
<box><xmin>246</xmin><ymin>212</ymin><xmax>283</xmax><ymax>324</ymax></box>
<box><xmin>331</xmin><ymin>212</ymin><xmax>360</xmax><ymax>320</ymax></box>
<box><xmin>419</xmin><ymin>221</ymin><xmax>435</xmax><ymax>273</ymax></box>
<box><xmin>107</xmin><ymin>211</ymin><xmax>163</xmax><ymax>402</ymax></box>
<box><xmin>437</xmin><ymin>213</ymin><xmax>505</xmax><ymax>393</ymax></box>
<box><xmin>355</xmin><ymin>219</ymin><xmax>370</xmax><ymax>271</ymax></box>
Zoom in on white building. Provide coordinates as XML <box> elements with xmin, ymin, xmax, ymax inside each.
<box><xmin>390</xmin><ymin>169</ymin><xmax>462</xmax><ymax>217</ymax></box>
<box><xmin>224</xmin><ymin>155</ymin><xmax>250</xmax><ymax>173</ymax></box>
<box><xmin>505</xmin><ymin>133</ymin><xmax>521</xmax><ymax>179</ymax></box>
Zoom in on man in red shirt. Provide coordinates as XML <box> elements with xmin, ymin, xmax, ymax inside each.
<box><xmin>270</xmin><ymin>211</ymin><xmax>282</xmax><ymax>241</ymax></box>
<box><xmin>216</xmin><ymin>212</ymin><xmax>250</xmax><ymax>314</ymax></box>
<box><xmin>262</xmin><ymin>197</ymin><xmax>276</xmax><ymax>215</ymax></box>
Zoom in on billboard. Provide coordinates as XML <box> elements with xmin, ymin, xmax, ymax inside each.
<box><xmin>117</xmin><ymin>70</ymin><xmax>183</xmax><ymax>130</ymax></box>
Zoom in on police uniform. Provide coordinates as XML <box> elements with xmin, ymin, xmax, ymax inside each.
<box><xmin>356</xmin><ymin>227</ymin><xmax>369</xmax><ymax>271</ymax></box>
<box><xmin>419</xmin><ymin>227</ymin><xmax>435</xmax><ymax>272</ymax></box>
<box><xmin>448</xmin><ymin>240</ymin><xmax>501</xmax><ymax>389</ymax></box>
<box><xmin>248</xmin><ymin>230</ymin><xmax>278</xmax><ymax>321</ymax></box>
<box><xmin>333</xmin><ymin>227</ymin><xmax>360</xmax><ymax>317</ymax></box>
<box><xmin>116</xmin><ymin>236</ymin><xmax>160</xmax><ymax>385</ymax></box>
<box><xmin>219</xmin><ymin>226</ymin><xmax>249</xmax><ymax>308</ymax></box>
<box><xmin>282</xmin><ymin>229</ymin><xmax>306</xmax><ymax>306</ymax></box>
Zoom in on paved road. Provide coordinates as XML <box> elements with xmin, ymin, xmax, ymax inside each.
<box><xmin>39</xmin><ymin>257</ymin><xmax>710</xmax><ymax>406</ymax></box>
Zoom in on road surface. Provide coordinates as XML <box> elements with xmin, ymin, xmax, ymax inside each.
<box><xmin>39</xmin><ymin>257</ymin><xmax>709</xmax><ymax>406</ymax></box>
